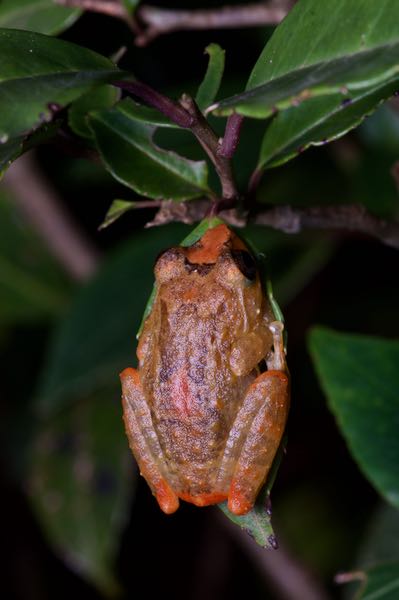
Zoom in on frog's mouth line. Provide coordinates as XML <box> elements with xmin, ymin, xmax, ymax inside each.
<box><xmin>184</xmin><ymin>258</ymin><xmax>215</xmax><ymax>276</ymax></box>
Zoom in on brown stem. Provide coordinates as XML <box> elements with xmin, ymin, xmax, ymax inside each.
<box><xmin>3</xmin><ymin>153</ymin><xmax>99</xmax><ymax>281</ymax></box>
<box><xmin>179</xmin><ymin>94</ymin><xmax>239</xmax><ymax>201</ymax></box>
<box><xmin>219</xmin><ymin>114</ymin><xmax>245</xmax><ymax>159</ymax></box>
<box><xmin>136</xmin><ymin>2</ymin><xmax>293</xmax><ymax>46</ymax></box>
<box><xmin>113</xmin><ymin>80</ymin><xmax>194</xmax><ymax>128</ymax></box>
<box><xmin>55</xmin><ymin>0</ymin><xmax>125</xmax><ymax>17</ymax></box>
<box><xmin>254</xmin><ymin>204</ymin><xmax>399</xmax><ymax>250</ymax></box>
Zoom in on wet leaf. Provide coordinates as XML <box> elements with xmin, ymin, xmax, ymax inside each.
<box><xmin>0</xmin><ymin>0</ymin><xmax>81</xmax><ymax>35</ymax></box>
<box><xmin>308</xmin><ymin>328</ymin><xmax>399</xmax><ymax>509</ymax></box>
<box><xmin>89</xmin><ymin>99</ymin><xmax>209</xmax><ymax>200</ymax></box>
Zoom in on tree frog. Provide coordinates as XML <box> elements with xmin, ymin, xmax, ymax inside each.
<box><xmin>120</xmin><ymin>223</ymin><xmax>289</xmax><ymax>515</ymax></box>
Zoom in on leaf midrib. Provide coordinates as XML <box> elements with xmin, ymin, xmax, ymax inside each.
<box><xmin>215</xmin><ymin>41</ymin><xmax>399</xmax><ymax>112</ymax></box>
<box><xmin>0</xmin><ymin>68</ymin><xmax>118</xmax><ymax>85</ymax></box>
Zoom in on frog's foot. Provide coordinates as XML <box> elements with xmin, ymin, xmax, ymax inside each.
<box><xmin>179</xmin><ymin>491</ymin><xmax>227</xmax><ymax>507</ymax></box>
<box><xmin>227</xmin><ymin>370</ymin><xmax>289</xmax><ymax>515</ymax></box>
<box><xmin>120</xmin><ymin>367</ymin><xmax>179</xmax><ymax>515</ymax></box>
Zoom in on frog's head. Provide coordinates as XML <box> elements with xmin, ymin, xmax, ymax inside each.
<box><xmin>154</xmin><ymin>224</ymin><xmax>258</xmax><ymax>286</ymax></box>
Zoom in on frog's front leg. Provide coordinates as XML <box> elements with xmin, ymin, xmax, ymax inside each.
<box><xmin>120</xmin><ymin>367</ymin><xmax>179</xmax><ymax>514</ymax></box>
<box><xmin>219</xmin><ymin>322</ymin><xmax>289</xmax><ymax>516</ymax></box>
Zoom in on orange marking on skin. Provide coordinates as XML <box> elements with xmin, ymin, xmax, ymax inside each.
<box><xmin>120</xmin><ymin>367</ymin><xmax>140</xmax><ymax>385</ymax></box>
<box><xmin>228</xmin><ymin>482</ymin><xmax>253</xmax><ymax>515</ymax></box>
<box><xmin>179</xmin><ymin>492</ymin><xmax>227</xmax><ymax>507</ymax></box>
<box><xmin>186</xmin><ymin>224</ymin><xmax>231</xmax><ymax>264</ymax></box>
<box><xmin>155</xmin><ymin>480</ymin><xmax>179</xmax><ymax>514</ymax></box>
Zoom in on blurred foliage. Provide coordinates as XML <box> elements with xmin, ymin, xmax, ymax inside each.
<box><xmin>0</xmin><ymin>188</ymin><xmax>72</xmax><ymax>324</ymax></box>
<box><xmin>0</xmin><ymin>1</ymin><xmax>398</xmax><ymax>599</ymax></box>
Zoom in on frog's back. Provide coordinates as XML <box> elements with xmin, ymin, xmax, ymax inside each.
<box><xmin>140</xmin><ymin>279</ymin><xmax>255</xmax><ymax>499</ymax></box>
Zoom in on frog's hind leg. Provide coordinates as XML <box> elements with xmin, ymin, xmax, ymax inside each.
<box><xmin>217</xmin><ymin>321</ymin><xmax>289</xmax><ymax>515</ymax></box>
<box><xmin>120</xmin><ymin>367</ymin><xmax>179</xmax><ymax>514</ymax></box>
<box><xmin>227</xmin><ymin>369</ymin><xmax>289</xmax><ymax>515</ymax></box>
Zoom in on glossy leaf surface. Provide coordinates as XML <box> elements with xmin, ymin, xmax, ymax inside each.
<box><xmin>0</xmin><ymin>0</ymin><xmax>81</xmax><ymax>35</ymax></box>
<box><xmin>89</xmin><ymin>99</ymin><xmax>209</xmax><ymax>200</ymax></box>
<box><xmin>309</xmin><ymin>328</ymin><xmax>399</xmax><ymax>509</ymax></box>
<box><xmin>195</xmin><ymin>44</ymin><xmax>225</xmax><ymax>111</ymax></box>
<box><xmin>0</xmin><ymin>28</ymin><xmax>119</xmax><ymax>141</ymax></box>
<box><xmin>258</xmin><ymin>79</ymin><xmax>399</xmax><ymax>168</ymax></box>
<box><xmin>211</xmin><ymin>1</ymin><xmax>399</xmax><ymax>167</ymax></box>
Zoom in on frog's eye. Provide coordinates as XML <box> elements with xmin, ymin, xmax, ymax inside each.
<box><xmin>231</xmin><ymin>249</ymin><xmax>257</xmax><ymax>281</ymax></box>
<box><xmin>154</xmin><ymin>247</ymin><xmax>185</xmax><ymax>282</ymax></box>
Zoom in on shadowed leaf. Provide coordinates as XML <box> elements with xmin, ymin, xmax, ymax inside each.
<box><xmin>308</xmin><ymin>328</ymin><xmax>399</xmax><ymax>509</ymax></box>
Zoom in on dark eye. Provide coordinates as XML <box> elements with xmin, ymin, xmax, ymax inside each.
<box><xmin>231</xmin><ymin>249</ymin><xmax>257</xmax><ymax>281</ymax></box>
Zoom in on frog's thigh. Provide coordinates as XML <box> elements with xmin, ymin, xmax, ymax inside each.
<box><xmin>227</xmin><ymin>370</ymin><xmax>289</xmax><ymax>516</ymax></box>
<box><xmin>120</xmin><ymin>367</ymin><xmax>179</xmax><ymax>514</ymax></box>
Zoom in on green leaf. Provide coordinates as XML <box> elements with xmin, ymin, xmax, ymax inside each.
<box><xmin>121</xmin><ymin>0</ymin><xmax>139</xmax><ymax>14</ymax></box>
<box><xmin>357</xmin><ymin>504</ymin><xmax>399</xmax><ymax>567</ymax></box>
<box><xmin>258</xmin><ymin>79</ymin><xmax>399</xmax><ymax>168</ymax></box>
<box><xmin>0</xmin><ymin>120</ymin><xmax>61</xmax><ymax>177</ymax></box>
<box><xmin>0</xmin><ymin>187</ymin><xmax>71</xmax><ymax>324</ymax></box>
<box><xmin>340</xmin><ymin>563</ymin><xmax>399</xmax><ymax>600</ymax></box>
<box><xmin>210</xmin><ymin>1</ymin><xmax>399</xmax><ymax>166</ymax></box>
<box><xmin>68</xmin><ymin>84</ymin><xmax>120</xmax><ymax>140</ymax></box>
<box><xmin>98</xmin><ymin>199</ymin><xmax>137</xmax><ymax>230</ymax></box>
<box><xmin>308</xmin><ymin>328</ymin><xmax>399</xmax><ymax>509</ymax></box>
<box><xmin>195</xmin><ymin>44</ymin><xmax>225</xmax><ymax>111</ymax></box>
<box><xmin>28</xmin><ymin>387</ymin><xmax>132</xmax><ymax>594</ymax></box>
<box><xmin>0</xmin><ymin>0</ymin><xmax>81</xmax><ymax>35</ymax></box>
<box><xmin>89</xmin><ymin>99</ymin><xmax>209</xmax><ymax>200</ymax></box>
<box><xmin>0</xmin><ymin>28</ymin><xmax>120</xmax><ymax>141</ymax></box>
<box><xmin>212</xmin><ymin>0</ymin><xmax>399</xmax><ymax>118</ymax></box>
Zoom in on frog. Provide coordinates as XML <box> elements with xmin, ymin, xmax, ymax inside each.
<box><xmin>120</xmin><ymin>222</ymin><xmax>289</xmax><ymax>516</ymax></box>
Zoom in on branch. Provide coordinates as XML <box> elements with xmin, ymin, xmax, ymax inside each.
<box><xmin>136</xmin><ymin>2</ymin><xmax>293</xmax><ymax>46</ymax></box>
<box><xmin>179</xmin><ymin>94</ymin><xmax>239</xmax><ymax>202</ymax></box>
<box><xmin>254</xmin><ymin>204</ymin><xmax>399</xmax><ymax>250</ymax></box>
<box><xmin>218</xmin><ymin>114</ymin><xmax>245</xmax><ymax>159</ymax></box>
<box><xmin>3</xmin><ymin>153</ymin><xmax>99</xmax><ymax>281</ymax></box>
<box><xmin>54</xmin><ymin>1</ymin><xmax>292</xmax><ymax>45</ymax></box>
<box><xmin>114</xmin><ymin>81</ymin><xmax>239</xmax><ymax>203</ymax></box>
